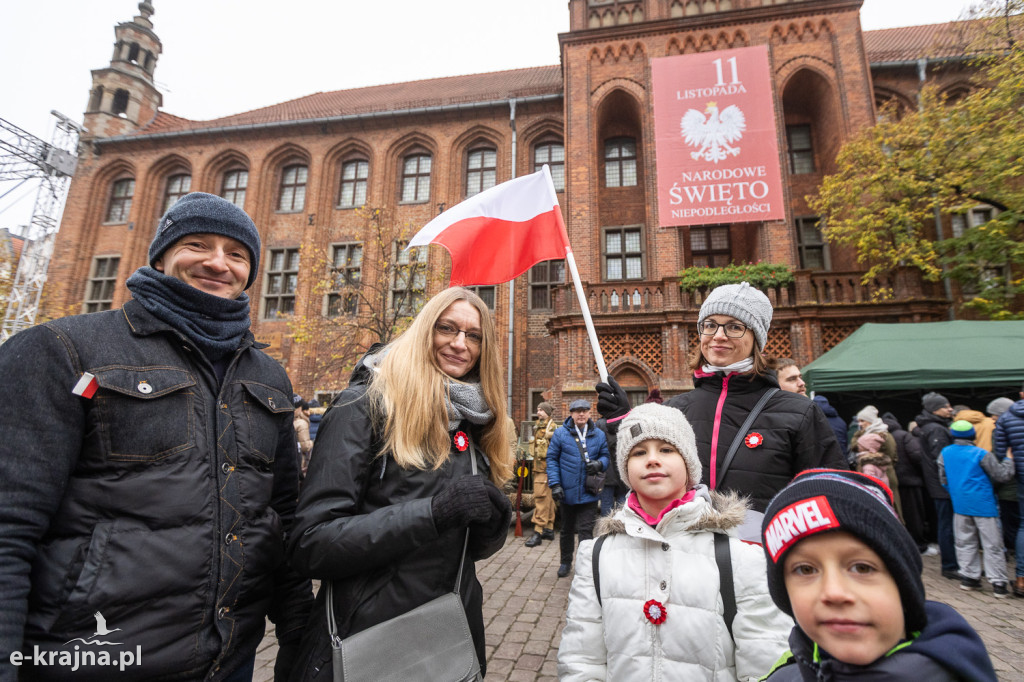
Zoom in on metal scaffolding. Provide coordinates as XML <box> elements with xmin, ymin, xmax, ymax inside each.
<box><xmin>0</xmin><ymin>111</ymin><xmax>82</xmax><ymax>343</ymax></box>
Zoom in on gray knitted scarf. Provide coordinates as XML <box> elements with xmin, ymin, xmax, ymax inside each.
<box><xmin>446</xmin><ymin>380</ymin><xmax>493</xmax><ymax>430</ymax></box>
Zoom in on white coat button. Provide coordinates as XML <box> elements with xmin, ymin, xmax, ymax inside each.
<box><xmin>660</xmin><ymin>580</ymin><xmax>667</xmax><ymax>590</ymax></box>
<box><xmin>137</xmin><ymin>381</ymin><xmax>153</xmax><ymax>394</ymax></box>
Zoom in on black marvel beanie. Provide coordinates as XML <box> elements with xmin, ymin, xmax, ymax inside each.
<box><xmin>148</xmin><ymin>192</ymin><xmax>261</xmax><ymax>289</ymax></box>
<box><xmin>761</xmin><ymin>469</ymin><xmax>926</xmax><ymax>633</ymax></box>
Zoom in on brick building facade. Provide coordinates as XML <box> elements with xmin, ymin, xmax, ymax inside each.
<box><xmin>48</xmin><ymin>0</ymin><xmax>978</xmax><ymax>420</ymax></box>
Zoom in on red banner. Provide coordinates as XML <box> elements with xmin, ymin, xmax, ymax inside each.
<box><xmin>651</xmin><ymin>46</ymin><xmax>785</xmax><ymax>227</ymax></box>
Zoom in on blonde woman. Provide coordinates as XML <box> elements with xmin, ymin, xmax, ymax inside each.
<box><xmin>287</xmin><ymin>287</ymin><xmax>514</xmax><ymax>680</ymax></box>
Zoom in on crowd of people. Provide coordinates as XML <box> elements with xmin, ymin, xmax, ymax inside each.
<box><xmin>0</xmin><ymin>192</ymin><xmax>1017</xmax><ymax>680</ymax></box>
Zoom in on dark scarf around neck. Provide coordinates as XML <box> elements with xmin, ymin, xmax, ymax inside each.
<box><xmin>126</xmin><ymin>266</ymin><xmax>252</xmax><ymax>360</ymax></box>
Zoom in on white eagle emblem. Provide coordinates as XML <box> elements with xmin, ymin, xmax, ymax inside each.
<box><xmin>681</xmin><ymin>101</ymin><xmax>746</xmax><ymax>163</ymax></box>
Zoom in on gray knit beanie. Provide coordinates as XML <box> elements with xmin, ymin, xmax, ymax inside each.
<box><xmin>986</xmin><ymin>397</ymin><xmax>1013</xmax><ymax>418</ymax></box>
<box><xmin>922</xmin><ymin>391</ymin><xmax>950</xmax><ymax>413</ymax></box>
<box><xmin>698</xmin><ymin>282</ymin><xmax>773</xmax><ymax>350</ymax></box>
<box><xmin>615</xmin><ymin>403</ymin><xmax>700</xmax><ymax>489</ymax></box>
<box><xmin>148</xmin><ymin>192</ymin><xmax>262</xmax><ymax>289</ymax></box>
<box><xmin>537</xmin><ymin>402</ymin><xmax>555</xmax><ymax>418</ymax></box>
<box><xmin>855</xmin><ymin>405</ymin><xmax>878</xmax><ymax>423</ymax></box>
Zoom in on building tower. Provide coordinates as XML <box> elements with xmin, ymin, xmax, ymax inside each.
<box><xmin>83</xmin><ymin>1</ymin><xmax>162</xmax><ymax>139</ymax></box>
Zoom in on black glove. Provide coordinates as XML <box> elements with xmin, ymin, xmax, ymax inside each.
<box><xmin>596</xmin><ymin>376</ymin><xmax>630</xmax><ymax>421</ymax></box>
<box><xmin>431</xmin><ymin>475</ymin><xmax>492</xmax><ymax>533</ymax></box>
<box><xmin>550</xmin><ymin>484</ymin><xmax>565</xmax><ymax>503</ymax></box>
<box><xmin>586</xmin><ymin>460</ymin><xmax>602</xmax><ymax>475</ymax></box>
<box><xmin>469</xmin><ymin>480</ymin><xmax>513</xmax><ymax>553</ymax></box>
<box><xmin>482</xmin><ymin>479</ymin><xmax>512</xmax><ymax>522</ymax></box>
<box><xmin>273</xmin><ymin>642</ymin><xmax>300</xmax><ymax>681</ymax></box>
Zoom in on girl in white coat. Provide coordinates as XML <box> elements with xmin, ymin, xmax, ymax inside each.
<box><xmin>558</xmin><ymin>403</ymin><xmax>791</xmax><ymax>681</ymax></box>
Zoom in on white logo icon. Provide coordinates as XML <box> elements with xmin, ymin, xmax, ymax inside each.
<box><xmin>681</xmin><ymin>101</ymin><xmax>746</xmax><ymax>163</ymax></box>
<box><xmin>65</xmin><ymin>611</ymin><xmax>123</xmax><ymax>646</ymax></box>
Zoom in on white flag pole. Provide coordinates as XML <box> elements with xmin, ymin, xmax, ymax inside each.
<box><xmin>563</xmin><ymin>249</ymin><xmax>608</xmax><ymax>384</ymax></box>
<box><xmin>543</xmin><ymin>165</ymin><xmax>608</xmax><ymax>384</ymax></box>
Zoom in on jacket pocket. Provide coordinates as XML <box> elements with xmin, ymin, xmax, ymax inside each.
<box><xmin>92</xmin><ymin>367</ymin><xmax>197</xmax><ymax>462</ymax></box>
<box><xmin>238</xmin><ymin>380</ymin><xmax>293</xmax><ymax>463</ymax></box>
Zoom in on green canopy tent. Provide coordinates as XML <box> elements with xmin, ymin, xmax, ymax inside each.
<box><xmin>803</xmin><ymin>321</ymin><xmax>1024</xmax><ymax>426</ymax></box>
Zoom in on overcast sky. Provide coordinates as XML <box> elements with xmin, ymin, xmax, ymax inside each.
<box><xmin>0</xmin><ymin>0</ymin><xmax>978</xmax><ymax>230</ymax></box>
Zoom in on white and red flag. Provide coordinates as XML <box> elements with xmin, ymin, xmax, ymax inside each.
<box><xmin>407</xmin><ymin>166</ymin><xmax>569</xmax><ymax>286</ymax></box>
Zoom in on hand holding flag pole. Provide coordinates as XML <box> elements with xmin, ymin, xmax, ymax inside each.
<box><xmin>407</xmin><ymin>165</ymin><xmax>608</xmax><ymax>382</ymax></box>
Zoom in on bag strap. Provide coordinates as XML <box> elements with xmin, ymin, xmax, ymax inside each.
<box><xmin>715</xmin><ymin>387</ymin><xmax>778</xmax><ymax>489</ymax></box>
<box><xmin>591</xmin><ymin>534</ymin><xmax>609</xmax><ymax>607</ymax></box>
<box><xmin>328</xmin><ymin>432</ymin><xmax>478</xmax><ymax>640</ymax></box>
<box><xmin>714</xmin><ymin>532</ymin><xmax>737</xmax><ymax>640</ymax></box>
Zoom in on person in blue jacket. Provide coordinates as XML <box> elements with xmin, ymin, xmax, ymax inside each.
<box><xmin>548</xmin><ymin>399</ymin><xmax>610</xmax><ymax>578</ymax></box>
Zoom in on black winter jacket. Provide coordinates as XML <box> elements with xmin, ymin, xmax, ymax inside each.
<box><xmin>665</xmin><ymin>370</ymin><xmax>845</xmax><ymax>512</ymax></box>
<box><xmin>286</xmin><ymin>352</ymin><xmax>510</xmax><ymax>680</ymax></box>
<box><xmin>913</xmin><ymin>411</ymin><xmax>952</xmax><ymax>499</ymax></box>
<box><xmin>882</xmin><ymin>413</ymin><xmax>926</xmax><ymax>488</ymax></box>
<box><xmin>762</xmin><ymin>601</ymin><xmax>997</xmax><ymax>681</ymax></box>
<box><xmin>0</xmin><ymin>301</ymin><xmax>312</xmax><ymax>681</ymax></box>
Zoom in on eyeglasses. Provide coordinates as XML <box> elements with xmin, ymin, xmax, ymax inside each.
<box><xmin>434</xmin><ymin>321</ymin><xmax>483</xmax><ymax>347</ymax></box>
<box><xmin>699</xmin><ymin>319</ymin><xmax>749</xmax><ymax>338</ymax></box>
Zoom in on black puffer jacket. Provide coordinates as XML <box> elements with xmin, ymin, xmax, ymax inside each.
<box><xmin>665</xmin><ymin>370</ymin><xmax>845</xmax><ymax>512</ymax></box>
<box><xmin>912</xmin><ymin>410</ymin><xmax>952</xmax><ymax>499</ymax></box>
<box><xmin>0</xmin><ymin>301</ymin><xmax>312</xmax><ymax>681</ymax></box>
<box><xmin>882</xmin><ymin>413</ymin><xmax>926</xmax><ymax>488</ymax></box>
<box><xmin>286</xmin><ymin>352</ymin><xmax>511</xmax><ymax>680</ymax></box>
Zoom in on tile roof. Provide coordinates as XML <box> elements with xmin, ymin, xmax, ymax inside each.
<box><xmin>864</xmin><ymin>19</ymin><xmax>1004</xmax><ymax>63</ymax></box>
<box><xmin>130</xmin><ymin>65</ymin><xmax>563</xmax><ymax>138</ymax></box>
<box><xmin>121</xmin><ymin>20</ymin><xmax>1008</xmax><ymax>139</ymax></box>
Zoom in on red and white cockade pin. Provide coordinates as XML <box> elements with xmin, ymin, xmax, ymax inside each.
<box><xmin>744</xmin><ymin>432</ymin><xmax>764</xmax><ymax>448</ymax></box>
<box><xmin>453</xmin><ymin>431</ymin><xmax>469</xmax><ymax>452</ymax></box>
<box><xmin>72</xmin><ymin>372</ymin><xmax>99</xmax><ymax>399</ymax></box>
<box><xmin>643</xmin><ymin>599</ymin><xmax>667</xmax><ymax>625</ymax></box>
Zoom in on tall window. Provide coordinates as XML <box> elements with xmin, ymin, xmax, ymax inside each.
<box><xmin>951</xmin><ymin>206</ymin><xmax>995</xmax><ymax>238</ymax></box>
<box><xmin>392</xmin><ymin>241</ymin><xmax>427</xmax><ymax>316</ymax></box>
<box><xmin>795</xmin><ymin>217</ymin><xmax>829</xmax><ymax>270</ymax></box>
<box><xmin>466</xmin><ymin>286</ymin><xmax>495</xmax><ymax>309</ymax></box>
<box><xmin>603</xmin><ymin>227</ymin><xmax>643</xmax><ymax>280</ymax></box>
<box><xmin>465</xmin><ymin>148</ymin><xmax>497</xmax><ymax>197</ymax></box>
<box><xmin>278</xmin><ymin>164</ymin><xmax>308</xmax><ymax>212</ymax></box>
<box><xmin>162</xmin><ymin>174</ymin><xmax>191</xmax><ymax>214</ymax></box>
<box><xmin>786</xmin><ymin>125</ymin><xmax>815</xmax><ymax>174</ymax></box>
<box><xmin>529</xmin><ymin>259</ymin><xmax>565</xmax><ymax>309</ymax></box>
<box><xmin>327</xmin><ymin>243</ymin><xmax>362</xmax><ymax>317</ymax></box>
<box><xmin>105</xmin><ymin>178</ymin><xmax>134</xmax><ymax>223</ymax></box>
<box><xmin>400</xmin><ymin>154</ymin><xmax>431</xmax><ymax>203</ymax></box>
<box><xmin>221</xmin><ymin>169</ymin><xmax>248</xmax><ymax>208</ymax></box>
<box><xmin>338</xmin><ymin>160</ymin><xmax>369</xmax><ymax>208</ymax></box>
<box><xmin>263</xmin><ymin>248</ymin><xmax>299</xmax><ymax>318</ymax></box>
<box><xmin>604</xmin><ymin>137</ymin><xmax>637</xmax><ymax>187</ymax></box>
<box><xmin>83</xmin><ymin>256</ymin><xmax>120</xmax><ymax>313</ymax></box>
<box><xmin>534</xmin><ymin>142</ymin><xmax>565</xmax><ymax>192</ymax></box>
<box><xmin>689</xmin><ymin>226</ymin><xmax>731</xmax><ymax>267</ymax></box>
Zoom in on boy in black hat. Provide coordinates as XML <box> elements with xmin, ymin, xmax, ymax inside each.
<box><xmin>760</xmin><ymin>469</ymin><xmax>997</xmax><ymax>681</ymax></box>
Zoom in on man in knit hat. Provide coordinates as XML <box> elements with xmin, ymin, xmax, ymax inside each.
<box><xmin>525</xmin><ymin>402</ymin><xmax>558</xmax><ymax>547</ymax></box>
<box><xmin>991</xmin><ymin>382</ymin><xmax>1024</xmax><ymax>596</ymax></box>
<box><xmin>938</xmin><ymin>421</ymin><xmax>1014</xmax><ymax>596</ymax></box>
<box><xmin>0</xmin><ymin>193</ymin><xmax>312</xmax><ymax>680</ymax></box>
<box><xmin>760</xmin><ymin>469</ymin><xmax>998</xmax><ymax>680</ymax></box>
<box><xmin>912</xmin><ymin>390</ymin><xmax>959</xmax><ymax>579</ymax></box>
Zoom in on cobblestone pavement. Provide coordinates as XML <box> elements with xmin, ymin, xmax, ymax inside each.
<box><xmin>254</xmin><ymin>529</ymin><xmax>1024</xmax><ymax>681</ymax></box>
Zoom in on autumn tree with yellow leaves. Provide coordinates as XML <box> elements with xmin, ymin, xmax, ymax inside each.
<box><xmin>810</xmin><ymin>1</ymin><xmax>1024</xmax><ymax>318</ymax></box>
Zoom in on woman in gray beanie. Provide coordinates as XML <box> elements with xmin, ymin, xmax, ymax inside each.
<box><xmin>600</xmin><ymin>282</ymin><xmax>845</xmax><ymax>512</ymax></box>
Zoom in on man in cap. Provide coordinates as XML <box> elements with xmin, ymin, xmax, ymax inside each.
<box><xmin>913</xmin><ymin>391</ymin><xmax>958</xmax><ymax>579</ymax></box>
<box><xmin>0</xmin><ymin>193</ymin><xmax>311</xmax><ymax>680</ymax></box>
<box><xmin>547</xmin><ymin>399</ymin><xmax>610</xmax><ymax>578</ymax></box>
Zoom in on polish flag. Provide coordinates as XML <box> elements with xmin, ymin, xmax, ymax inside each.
<box><xmin>407</xmin><ymin>165</ymin><xmax>570</xmax><ymax>286</ymax></box>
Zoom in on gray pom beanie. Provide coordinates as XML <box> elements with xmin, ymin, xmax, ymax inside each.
<box><xmin>148</xmin><ymin>192</ymin><xmax>262</xmax><ymax>289</ymax></box>
<box><xmin>615</xmin><ymin>403</ymin><xmax>700</xmax><ymax>489</ymax></box>
<box><xmin>698</xmin><ymin>282</ymin><xmax>773</xmax><ymax>350</ymax></box>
